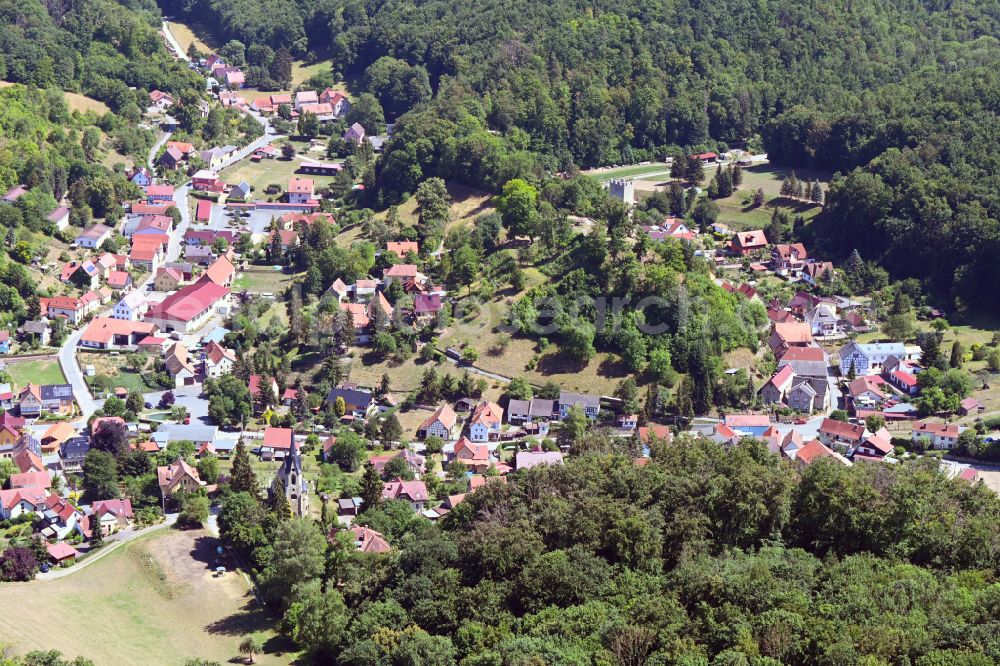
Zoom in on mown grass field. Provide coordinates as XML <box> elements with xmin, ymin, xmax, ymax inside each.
<box><xmin>0</xmin><ymin>529</ymin><xmax>286</xmax><ymax>665</ymax></box>
<box><xmin>220</xmin><ymin>155</ymin><xmax>341</xmax><ymax>195</ymax></box>
<box><xmin>5</xmin><ymin>358</ymin><xmax>66</xmax><ymax>389</ymax></box>
<box><xmin>583</xmin><ymin>162</ymin><xmax>671</xmax><ymax>181</ymax></box>
<box><xmin>232</xmin><ymin>268</ymin><xmax>302</xmax><ymax>294</ymax></box>
<box><xmin>164</xmin><ymin>19</ymin><xmax>216</xmax><ymax>54</ymax></box>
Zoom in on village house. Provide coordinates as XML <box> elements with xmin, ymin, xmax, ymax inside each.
<box><xmin>417</xmin><ymin>403</ymin><xmax>458</xmax><ymax>440</ymax></box>
<box><xmin>771</xmin><ymin>243</ymin><xmax>808</xmax><ymax>275</ymax></box>
<box><xmin>59</xmin><ymin>436</ymin><xmax>91</xmax><ymax>472</ymax></box>
<box><xmin>386</xmin><ymin>241</ymin><xmax>419</xmax><ymax>257</ymax></box>
<box><xmin>203</xmin><ymin>341</ymin><xmax>236</xmax><ymax>378</ymax></box>
<box><xmin>192</xmin><ymin>169</ymin><xmax>225</xmax><ymax>192</ymax></box>
<box><xmin>507</xmin><ymin>398</ymin><xmax>557</xmax><ymax>424</ymax></box>
<box><xmin>83</xmin><ymin>499</ymin><xmax>134</xmax><ymax>538</ymax></box>
<box><xmin>47</xmin><ymin>206</ymin><xmax>70</xmax><ymax>231</ymax></box>
<box><xmin>319</xmin><ymin>88</ymin><xmax>351</xmax><ymax>116</ymax></box>
<box><xmin>154</xmin><ymin>266</ymin><xmax>184</xmax><ymax>292</ymax></box>
<box><xmin>75</xmin><ymin>223</ymin><xmax>112</xmax><ymax>249</ymax></box>
<box><xmin>369</xmin><ymin>448</ymin><xmax>425</xmax><ymax>477</ymax></box>
<box><xmin>468</xmin><ymin>401</ymin><xmax>504</xmax><ymax>442</ymax></box>
<box><xmin>839</xmin><ymin>341</ymin><xmax>918</xmax><ymax>376</ymax></box>
<box><xmin>40</xmin><ymin>422</ymin><xmax>77</xmax><ymax>454</ymax></box>
<box><xmin>149</xmin><ymin>90</ymin><xmax>173</xmax><ymax>109</ymax></box>
<box><xmin>146</xmin><ymin>184</ymin><xmax>175</xmax><ymax>204</ymax></box>
<box><xmin>143</xmin><ymin>275</ymin><xmax>231</xmax><ymax>334</ymax></box>
<box><xmin>343</xmin><ymin>122</ymin><xmax>366</xmax><ymax>144</ymax></box>
<box><xmin>558</xmin><ymin>391</ymin><xmax>601</xmax><ymax>420</ymax></box>
<box><xmin>804</xmin><ymin>304</ymin><xmax>840</xmax><ymax>337</ymax></box>
<box><xmin>17</xmin><ymin>320</ymin><xmax>50</xmax><ymax>347</ymax></box>
<box><xmin>769</xmin><ymin>321</ymin><xmax>814</xmax><ymax>356</ymax></box>
<box><xmin>777</xmin><ymin>345</ymin><xmax>829</xmax><ymax>377</ymax></box>
<box><xmin>18</xmin><ymin>383</ymin><xmax>74</xmax><ymax>418</ymax></box>
<box><xmin>157</xmin><ymin>458</ymin><xmax>206</xmax><ymax>504</ymax></box>
<box><xmin>381</xmin><ymin>478</ymin><xmax>429</xmax><ymax>512</ymax></box>
<box><xmin>113</xmin><ymin>291</ymin><xmax>148</xmax><ymax>321</ymax></box>
<box><xmin>199</xmin><ymin>145</ymin><xmax>237</xmax><ymax>170</ymax></box>
<box><xmin>912</xmin><ymin>421</ymin><xmax>961</xmax><ymax>450</ymax></box>
<box><xmin>165</xmin><ymin>343</ymin><xmax>198</xmax><ymax>387</ymax></box>
<box><xmin>802</xmin><ymin>261</ymin><xmax>835</xmax><ymax>285</ymax></box>
<box><xmin>0</xmin><ymin>486</ymin><xmax>48</xmax><ymax>521</ymax></box>
<box><xmin>818</xmin><ymin>418</ymin><xmax>866</xmax><ymax>451</ymax></box>
<box><xmin>451</xmin><ymin>437</ymin><xmax>493</xmax><ymax>473</ymax></box>
<box><xmin>759</xmin><ymin>365</ymin><xmax>796</xmax><ymax>405</ymax></box>
<box><xmin>260</xmin><ymin>426</ymin><xmax>294</xmax><ymax>461</ymax></box>
<box><xmin>325</xmin><ymin>385</ymin><xmax>376</xmax><ymax>418</ymax></box>
<box><xmin>730</xmin><ymin>229</ymin><xmax>768</xmax><ymax>255</ymax></box>
<box><xmin>287</xmin><ymin>177</ymin><xmax>315</xmax><ymax>204</ymax></box>
<box><xmin>79</xmin><ymin>318</ymin><xmax>158</xmax><ymax>351</ymax></box>
<box><xmin>338</xmin><ymin>525</ymin><xmax>390</xmax><ymax>554</ymax></box>
<box><xmin>249</xmin><ymin>375</ymin><xmax>280</xmax><ymax>405</ymax></box>
<box><xmin>792</xmin><ymin>439</ymin><xmax>852</xmax><ymax>467</ymax></box>
<box><xmin>852</xmin><ymin>428</ymin><xmax>894</xmax><ymax>459</ymax></box>
<box><xmin>39</xmin><ymin>495</ymin><xmax>81</xmax><ymax>541</ymax></box>
<box><xmin>787</xmin><ymin>376</ymin><xmax>831</xmax><ymax>413</ymax></box>
<box><xmin>0</xmin><ymin>331</ymin><xmax>10</xmax><ymax>355</ymax></box>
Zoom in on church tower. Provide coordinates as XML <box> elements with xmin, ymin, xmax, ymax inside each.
<box><xmin>274</xmin><ymin>435</ymin><xmax>309</xmax><ymax>516</ymax></box>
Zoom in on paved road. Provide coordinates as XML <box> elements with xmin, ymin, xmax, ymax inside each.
<box><xmin>58</xmin><ymin>327</ymin><xmax>98</xmax><ymax>422</ymax></box>
<box><xmin>161</xmin><ymin>21</ymin><xmax>190</xmax><ymax>62</ymax></box>
<box><xmin>147</xmin><ymin>119</ymin><xmax>175</xmax><ymax>170</ymax></box>
<box><xmin>35</xmin><ymin>514</ymin><xmax>178</xmax><ymax>581</ymax></box>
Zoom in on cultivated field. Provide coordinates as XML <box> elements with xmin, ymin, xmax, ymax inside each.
<box><xmin>0</xmin><ymin>529</ymin><xmax>286</xmax><ymax>665</ymax></box>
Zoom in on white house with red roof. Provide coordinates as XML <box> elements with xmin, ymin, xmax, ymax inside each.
<box><xmin>912</xmin><ymin>421</ymin><xmax>961</xmax><ymax>450</ymax></box>
<box><xmin>144</xmin><ymin>275</ymin><xmax>231</xmax><ymax>334</ymax></box>
<box><xmin>468</xmin><ymin>401</ymin><xmax>503</xmax><ymax>442</ymax></box>
<box><xmin>286</xmin><ymin>178</ymin><xmax>315</xmax><ymax>204</ymax></box>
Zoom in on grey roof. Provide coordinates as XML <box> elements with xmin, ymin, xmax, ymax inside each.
<box><xmin>326</xmin><ymin>386</ymin><xmax>374</xmax><ymax>409</ymax></box>
<box><xmin>515</xmin><ymin>451</ymin><xmax>564</xmax><ymax>469</ymax></box>
<box><xmin>778</xmin><ymin>358</ymin><xmax>827</xmax><ymax>378</ymax></box>
<box><xmin>41</xmin><ymin>384</ymin><xmax>74</xmax><ymax>401</ymax></box>
<box><xmin>153</xmin><ymin>423</ymin><xmax>218</xmax><ymax>443</ymax></box>
<box><xmin>529</xmin><ymin>398</ymin><xmax>556</xmax><ymax>417</ymax></box>
<box><xmin>60</xmin><ymin>436</ymin><xmax>91</xmax><ymax>458</ymax></box>
<box><xmin>559</xmin><ymin>391</ymin><xmax>600</xmax><ymax>410</ymax></box>
<box><xmin>19</xmin><ymin>320</ymin><xmax>50</xmax><ymax>334</ymax></box>
<box><xmin>508</xmin><ymin>399</ymin><xmax>530</xmax><ymax>416</ymax></box>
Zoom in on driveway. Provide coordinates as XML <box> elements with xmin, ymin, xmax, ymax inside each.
<box><xmin>143</xmin><ymin>385</ymin><xmax>210</xmax><ymax>423</ymax></box>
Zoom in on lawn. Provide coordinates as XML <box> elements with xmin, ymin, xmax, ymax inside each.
<box><xmin>738</xmin><ymin>164</ymin><xmax>831</xmax><ymax>196</ymax></box>
<box><xmin>79</xmin><ymin>351</ymin><xmax>156</xmax><ymax>394</ymax></box>
<box><xmin>5</xmin><ymin>358</ymin><xmax>66</xmax><ymax>390</ymax></box>
<box><xmin>220</xmin><ymin>155</ymin><xmax>341</xmax><ymax>195</ymax></box>
<box><xmin>583</xmin><ymin>163</ymin><xmax>671</xmax><ymax>181</ymax></box>
<box><xmin>712</xmin><ymin>188</ymin><xmax>824</xmax><ymax>231</ymax></box>
<box><xmin>0</xmin><ymin>528</ymin><xmax>287</xmax><ymax>665</ymax></box>
<box><xmin>232</xmin><ymin>268</ymin><xmax>302</xmax><ymax>294</ymax></box>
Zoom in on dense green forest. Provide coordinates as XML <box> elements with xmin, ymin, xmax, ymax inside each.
<box><xmin>0</xmin><ymin>0</ymin><xmax>202</xmax><ymax>111</ymax></box>
<box><xmin>219</xmin><ymin>436</ymin><xmax>1000</xmax><ymax>664</ymax></box>
<box><xmin>159</xmin><ymin>0</ymin><xmax>1000</xmax><ymax>311</ymax></box>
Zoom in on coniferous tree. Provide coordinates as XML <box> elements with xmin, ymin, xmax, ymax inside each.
<box><xmin>89</xmin><ymin>514</ymin><xmax>104</xmax><ymax>547</ymax></box>
<box><xmin>670</xmin><ymin>156</ymin><xmax>687</xmax><ymax>180</ymax></box>
<box><xmin>230</xmin><ymin>437</ymin><xmax>259</xmax><ymax>496</ymax></box>
<box><xmin>269</xmin><ymin>479</ymin><xmax>292</xmax><ymax>520</ymax></box>
<box><xmin>360</xmin><ymin>463</ymin><xmax>382</xmax><ymax>510</ymax></box>
<box><xmin>731</xmin><ymin>164</ymin><xmax>743</xmax><ymax>187</ymax></box>
<box><xmin>950</xmin><ymin>340</ymin><xmax>964</xmax><ymax>368</ymax></box>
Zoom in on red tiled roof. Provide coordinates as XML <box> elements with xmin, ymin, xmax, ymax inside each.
<box><xmin>819</xmin><ymin>418</ymin><xmax>865</xmax><ymax>441</ymax></box>
<box><xmin>145</xmin><ymin>276</ymin><xmax>229</xmax><ymax>323</ymax></box>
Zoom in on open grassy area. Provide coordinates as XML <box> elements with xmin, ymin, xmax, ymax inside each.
<box><xmin>584</xmin><ymin>162</ymin><xmax>671</xmax><ymax>181</ymax></box>
<box><xmin>0</xmin><ymin>528</ymin><xmax>286</xmax><ymax>665</ymax></box>
<box><xmin>220</xmin><ymin>155</ymin><xmax>341</xmax><ymax>195</ymax></box>
<box><xmin>713</xmin><ymin>189</ymin><xmax>824</xmax><ymax>231</ymax></box>
<box><xmin>79</xmin><ymin>351</ymin><xmax>156</xmax><ymax>394</ymax></box>
<box><xmin>164</xmin><ymin>19</ymin><xmax>217</xmax><ymax>54</ymax></box>
<box><xmin>4</xmin><ymin>358</ymin><xmax>66</xmax><ymax>390</ymax></box>
<box><xmin>64</xmin><ymin>92</ymin><xmax>110</xmax><ymax>115</ymax></box>
<box><xmin>739</xmin><ymin>164</ymin><xmax>831</xmax><ymax>196</ymax></box>
<box><xmin>233</xmin><ymin>268</ymin><xmax>302</xmax><ymax>294</ymax></box>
